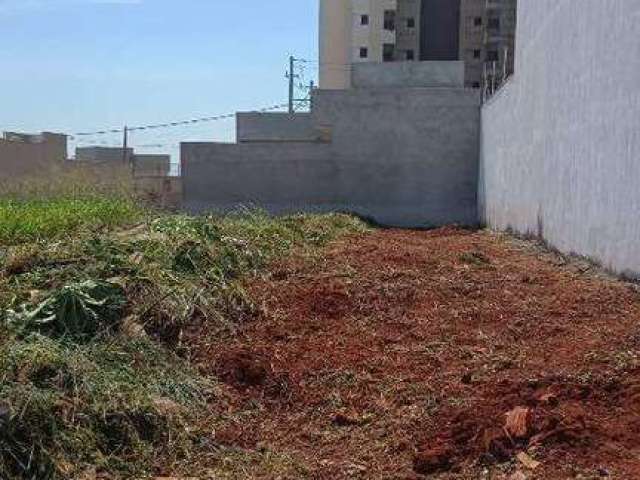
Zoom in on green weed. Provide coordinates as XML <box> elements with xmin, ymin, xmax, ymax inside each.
<box><xmin>0</xmin><ymin>197</ymin><xmax>144</xmax><ymax>245</ymax></box>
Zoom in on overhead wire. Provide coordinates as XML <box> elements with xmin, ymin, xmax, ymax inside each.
<box><xmin>70</xmin><ymin>102</ymin><xmax>289</xmax><ymax>139</ymax></box>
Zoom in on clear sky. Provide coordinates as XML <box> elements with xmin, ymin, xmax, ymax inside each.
<box><xmin>0</xmin><ymin>0</ymin><xmax>319</xmax><ymax>164</ymax></box>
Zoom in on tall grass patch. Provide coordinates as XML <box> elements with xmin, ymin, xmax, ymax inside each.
<box><xmin>0</xmin><ymin>197</ymin><xmax>144</xmax><ymax>245</ymax></box>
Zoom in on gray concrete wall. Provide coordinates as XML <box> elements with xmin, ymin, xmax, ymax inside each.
<box><xmin>76</xmin><ymin>146</ymin><xmax>133</xmax><ymax>164</ymax></box>
<box><xmin>183</xmin><ymin>87</ymin><xmax>480</xmax><ymax>228</ymax></box>
<box><xmin>133</xmin><ymin>154</ymin><xmax>171</xmax><ymax>177</ymax></box>
<box><xmin>236</xmin><ymin>113</ymin><xmax>321</xmax><ymax>143</ymax></box>
<box><xmin>351</xmin><ymin>61</ymin><xmax>465</xmax><ymax>88</ymax></box>
<box><xmin>0</xmin><ymin>132</ymin><xmax>67</xmax><ymax>180</ymax></box>
<box><xmin>480</xmin><ymin>0</ymin><xmax>640</xmax><ymax>278</ymax></box>
<box><xmin>135</xmin><ymin>176</ymin><xmax>183</xmax><ymax>209</ymax></box>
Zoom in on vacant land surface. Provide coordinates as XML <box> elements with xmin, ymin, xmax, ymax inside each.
<box><xmin>193</xmin><ymin>228</ymin><xmax>640</xmax><ymax>479</ymax></box>
<box><xmin>2</xmin><ymin>197</ymin><xmax>639</xmax><ymax>480</ymax></box>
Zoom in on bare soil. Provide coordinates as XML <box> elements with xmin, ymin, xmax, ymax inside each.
<box><xmin>191</xmin><ymin>228</ymin><xmax>640</xmax><ymax>479</ymax></box>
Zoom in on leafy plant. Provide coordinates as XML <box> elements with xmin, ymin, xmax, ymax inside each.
<box><xmin>172</xmin><ymin>241</ymin><xmax>211</xmax><ymax>274</ymax></box>
<box><xmin>7</xmin><ymin>281</ymin><xmax>126</xmax><ymax>339</ymax></box>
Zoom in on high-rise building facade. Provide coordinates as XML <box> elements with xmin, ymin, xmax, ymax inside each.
<box><xmin>459</xmin><ymin>0</ymin><xmax>486</xmax><ymax>89</ymax></box>
<box><xmin>420</xmin><ymin>0</ymin><xmax>460</xmax><ymax>61</ymax></box>
<box><xmin>319</xmin><ymin>0</ymin><xmax>422</xmax><ymax>89</ymax></box>
<box><xmin>319</xmin><ymin>0</ymin><xmax>516</xmax><ymax>90</ymax></box>
<box><xmin>395</xmin><ymin>0</ymin><xmax>422</xmax><ymax>62</ymax></box>
<box><xmin>483</xmin><ymin>0</ymin><xmax>517</xmax><ymax>82</ymax></box>
<box><xmin>458</xmin><ymin>0</ymin><xmax>517</xmax><ymax>88</ymax></box>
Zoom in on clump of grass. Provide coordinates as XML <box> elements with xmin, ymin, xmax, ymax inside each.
<box><xmin>202</xmin><ymin>447</ymin><xmax>310</xmax><ymax>479</ymax></box>
<box><xmin>0</xmin><ymin>195</ymin><xmax>367</xmax><ymax>479</ymax></box>
<box><xmin>3</xmin><ymin>244</ymin><xmax>43</xmax><ymax>276</ymax></box>
<box><xmin>459</xmin><ymin>250</ymin><xmax>491</xmax><ymax>266</ymax></box>
<box><xmin>0</xmin><ymin>197</ymin><xmax>144</xmax><ymax>245</ymax></box>
<box><xmin>0</xmin><ymin>333</ymin><xmax>209</xmax><ymax>479</ymax></box>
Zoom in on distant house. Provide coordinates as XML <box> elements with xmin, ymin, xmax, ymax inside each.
<box><xmin>0</xmin><ymin>131</ymin><xmax>68</xmax><ymax>180</ymax></box>
<box><xmin>75</xmin><ymin>146</ymin><xmax>134</xmax><ymax>165</ymax></box>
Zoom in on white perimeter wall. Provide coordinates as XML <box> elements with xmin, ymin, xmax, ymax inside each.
<box><xmin>480</xmin><ymin>0</ymin><xmax>640</xmax><ymax>278</ymax></box>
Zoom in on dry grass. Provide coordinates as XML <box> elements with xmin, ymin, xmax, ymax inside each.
<box><xmin>0</xmin><ymin>164</ymin><xmax>135</xmax><ymax>201</ymax></box>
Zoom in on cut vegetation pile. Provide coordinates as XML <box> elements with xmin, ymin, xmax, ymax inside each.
<box><xmin>0</xmin><ymin>194</ymin><xmax>366</xmax><ymax>479</ymax></box>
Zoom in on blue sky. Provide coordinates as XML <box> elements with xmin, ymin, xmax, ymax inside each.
<box><xmin>0</xmin><ymin>0</ymin><xmax>319</xmax><ymax>162</ymax></box>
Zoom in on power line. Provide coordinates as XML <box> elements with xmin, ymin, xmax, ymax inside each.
<box><xmin>70</xmin><ymin>102</ymin><xmax>289</xmax><ymax>139</ymax></box>
<box><xmin>295</xmin><ymin>59</ymin><xmax>356</xmax><ymax>67</ymax></box>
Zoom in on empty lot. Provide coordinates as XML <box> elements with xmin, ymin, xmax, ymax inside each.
<box><xmin>193</xmin><ymin>228</ymin><xmax>640</xmax><ymax>479</ymax></box>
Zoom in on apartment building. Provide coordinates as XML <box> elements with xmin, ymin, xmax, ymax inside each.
<box><xmin>420</xmin><ymin>0</ymin><xmax>460</xmax><ymax>61</ymax></box>
<box><xmin>319</xmin><ymin>0</ymin><xmax>422</xmax><ymax>89</ymax></box>
<box><xmin>319</xmin><ymin>0</ymin><xmax>516</xmax><ymax>89</ymax></box>
<box><xmin>395</xmin><ymin>0</ymin><xmax>422</xmax><ymax>62</ymax></box>
<box><xmin>484</xmin><ymin>0</ymin><xmax>517</xmax><ymax>80</ymax></box>
<box><xmin>458</xmin><ymin>0</ymin><xmax>516</xmax><ymax>88</ymax></box>
<box><xmin>459</xmin><ymin>0</ymin><xmax>487</xmax><ymax>89</ymax></box>
<box><xmin>352</xmin><ymin>0</ymin><xmax>398</xmax><ymax>64</ymax></box>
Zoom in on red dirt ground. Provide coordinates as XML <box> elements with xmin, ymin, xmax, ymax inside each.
<box><xmin>192</xmin><ymin>228</ymin><xmax>640</xmax><ymax>479</ymax></box>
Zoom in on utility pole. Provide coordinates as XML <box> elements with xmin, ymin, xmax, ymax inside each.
<box><xmin>122</xmin><ymin>125</ymin><xmax>129</xmax><ymax>165</ymax></box>
<box><xmin>286</xmin><ymin>57</ymin><xmax>315</xmax><ymax>113</ymax></box>
<box><xmin>286</xmin><ymin>56</ymin><xmax>299</xmax><ymax>114</ymax></box>
<box><xmin>306</xmin><ymin>80</ymin><xmax>315</xmax><ymax>109</ymax></box>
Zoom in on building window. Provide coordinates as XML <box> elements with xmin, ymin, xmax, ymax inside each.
<box><xmin>383</xmin><ymin>10</ymin><xmax>396</xmax><ymax>31</ymax></box>
<box><xmin>486</xmin><ymin>50</ymin><xmax>499</xmax><ymax>62</ymax></box>
<box><xmin>360</xmin><ymin>14</ymin><xmax>369</xmax><ymax>26</ymax></box>
<box><xmin>359</xmin><ymin>47</ymin><xmax>368</xmax><ymax>59</ymax></box>
<box><xmin>406</xmin><ymin>50</ymin><xmax>415</xmax><ymax>61</ymax></box>
<box><xmin>472</xmin><ymin>82</ymin><xmax>481</xmax><ymax>89</ymax></box>
<box><xmin>473</xmin><ymin>49</ymin><xmax>481</xmax><ymax>59</ymax></box>
<box><xmin>383</xmin><ymin>43</ymin><xmax>395</xmax><ymax>62</ymax></box>
<box><xmin>474</xmin><ymin>17</ymin><xmax>483</xmax><ymax>27</ymax></box>
<box><xmin>407</xmin><ymin>17</ymin><xmax>416</xmax><ymax>29</ymax></box>
<box><xmin>488</xmin><ymin>17</ymin><xmax>500</xmax><ymax>29</ymax></box>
